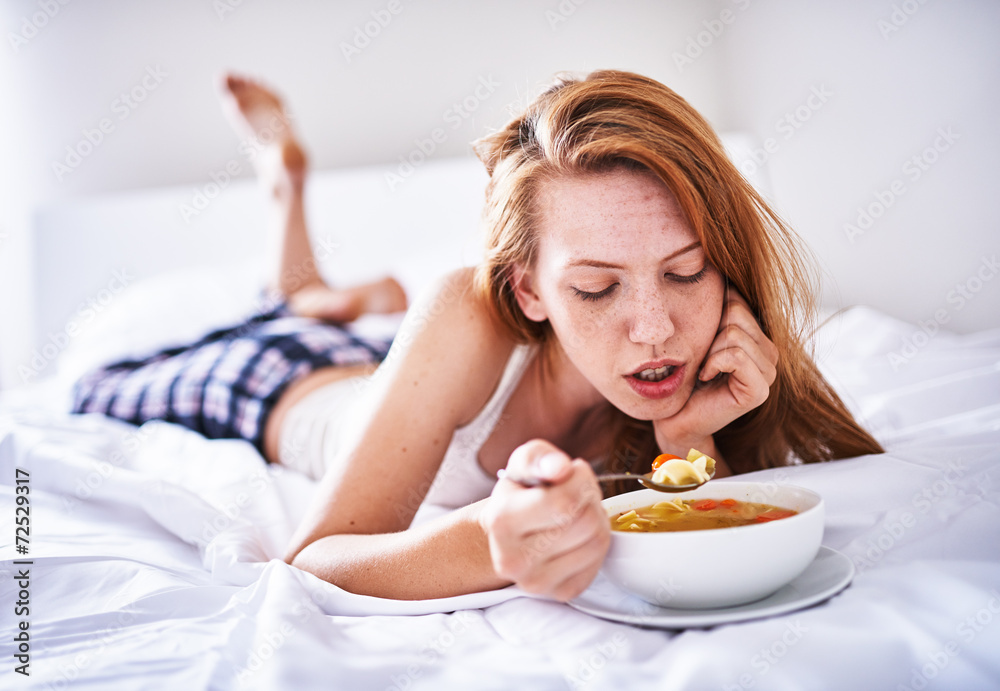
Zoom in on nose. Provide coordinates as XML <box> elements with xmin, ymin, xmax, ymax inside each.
<box><xmin>627</xmin><ymin>283</ymin><xmax>675</xmax><ymax>345</ymax></box>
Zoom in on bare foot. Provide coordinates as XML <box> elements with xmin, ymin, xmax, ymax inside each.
<box><xmin>218</xmin><ymin>72</ymin><xmax>307</xmax><ymax>198</ymax></box>
<box><xmin>288</xmin><ymin>278</ymin><xmax>409</xmax><ymax>323</ymax></box>
<box><xmin>358</xmin><ymin>277</ymin><xmax>409</xmax><ymax>315</ymax></box>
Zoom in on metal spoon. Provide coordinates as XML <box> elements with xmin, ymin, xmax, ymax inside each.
<box><xmin>497</xmin><ymin>468</ymin><xmax>715</xmax><ymax>493</ymax></box>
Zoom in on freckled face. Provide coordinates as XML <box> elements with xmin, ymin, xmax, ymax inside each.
<box><xmin>516</xmin><ymin>168</ymin><xmax>726</xmax><ymax>421</ymax></box>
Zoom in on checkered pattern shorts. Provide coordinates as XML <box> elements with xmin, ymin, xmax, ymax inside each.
<box><xmin>70</xmin><ymin>303</ymin><xmax>393</xmax><ymax>454</ymax></box>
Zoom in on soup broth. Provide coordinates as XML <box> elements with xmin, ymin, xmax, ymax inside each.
<box><xmin>611</xmin><ymin>498</ymin><xmax>797</xmax><ymax>532</ymax></box>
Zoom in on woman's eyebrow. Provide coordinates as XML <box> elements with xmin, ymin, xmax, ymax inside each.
<box><xmin>564</xmin><ymin>241</ymin><xmax>702</xmax><ymax>269</ymax></box>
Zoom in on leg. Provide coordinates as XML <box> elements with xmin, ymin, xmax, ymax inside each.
<box><xmin>219</xmin><ymin>74</ymin><xmax>408</xmax><ymax>322</ymax></box>
<box><xmin>262</xmin><ymin>362</ymin><xmax>375</xmax><ymax>469</ymax></box>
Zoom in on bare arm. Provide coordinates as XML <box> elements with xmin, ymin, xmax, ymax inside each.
<box><xmin>285</xmin><ymin>269</ymin><xmax>610</xmax><ymax>601</ymax></box>
<box><xmin>291</xmin><ymin>500</ymin><xmax>509</xmax><ymax>599</ymax></box>
<box><xmin>284</xmin><ymin>269</ymin><xmax>516</xmax><ymax>598</ymax></box>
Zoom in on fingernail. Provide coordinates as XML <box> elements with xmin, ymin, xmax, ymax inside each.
<box><xmin>537</xmin><ymin>453</ymin><xmax>565</xmax><ymax>479</ymax></box>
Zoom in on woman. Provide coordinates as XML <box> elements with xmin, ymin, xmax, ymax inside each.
<box><xmin>73</xmin><ymin>69</ymin><xmax>883</xmax><ymax>602</ymax></box>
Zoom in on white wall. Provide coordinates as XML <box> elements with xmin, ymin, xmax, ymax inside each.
<box><xmin>720</xmin><ymin>0</ymin><xmax>1000</xmax><ymax>333</ymax></box>
<box><xmin>1</xmin><ymin>0</ymin><xmax>998</xmax><ymax>388</ymax></box>
<box><xmin>0</xmin><ymin>0</ymin><xmax>728</xmax><ymax>389</ymax></box>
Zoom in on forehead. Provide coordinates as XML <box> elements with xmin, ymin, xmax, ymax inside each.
<box><xmin>533</xmin><ymin>168</ymin><xmax>697</xmax><ymax>264</ymax></box>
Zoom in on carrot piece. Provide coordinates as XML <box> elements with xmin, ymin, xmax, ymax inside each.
<box><xmin>692</xmin><ymin>499</ymin><xmax>717</xmax><ymax>511</ymax></box>
<box><xmin>651</xmin><ymin>453</ymin><xmax>682</xmax><ymax>471</ymax></box>
<box><xmin>720</xmin><ymin>498</ymin><xmax>737</xmax><ymax>507</ymax></box>
<box><xmin>755</xmin><ymin>509</ymin><xmax>797</xmax><ymax>522</ymax></box>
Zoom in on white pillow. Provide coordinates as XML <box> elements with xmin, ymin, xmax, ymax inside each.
<box><xmin>56</xmin><ymin>262</ymin><xmax>266</xmax><ymax>385</ymax></box>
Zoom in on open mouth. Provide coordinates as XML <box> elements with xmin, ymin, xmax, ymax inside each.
<box><xmin>625</xmin><ymin>361</ymin><xmax>686</xmax><ymax>400</ymax></box>
<box><xmin>632</xmin><ymin>365</ymin><xmax>676</xmax><ymax>383</ymax></box>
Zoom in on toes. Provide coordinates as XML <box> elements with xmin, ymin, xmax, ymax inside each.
<box><xmin>220</xmin><ymin>72</ymin><xmax>248</xmax><ymax>97</ymax></box>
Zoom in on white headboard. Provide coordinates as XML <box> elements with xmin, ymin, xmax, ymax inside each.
<box><xmin>32</xmin><ymin>156</ymin><xmax>492</xmax><ymax>347</ymax></box>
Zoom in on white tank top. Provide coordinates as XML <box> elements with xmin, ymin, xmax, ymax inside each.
<box><xmin>420</xmin><ymin>344</ymin><xmax>537</xmax><ymax>510</ymax></box>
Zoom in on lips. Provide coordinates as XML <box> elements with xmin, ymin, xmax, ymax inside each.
<box><xmin>625</xmin><ymin>360</ymin><xmax>686</xmax><ymax>400</ymax></box>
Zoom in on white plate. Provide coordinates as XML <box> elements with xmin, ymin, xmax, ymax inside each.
<box><xmin>569</xmin><ymin>545</ymin><xmax>854</xmax><ymax>628</ymax></box>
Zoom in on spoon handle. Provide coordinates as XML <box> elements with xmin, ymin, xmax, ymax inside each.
<box><xmin>496</xmin><ymin>469</ymin><xmax>641</xmax><ymax>486</ymax></box>
<box><xmin>594</xmin><ymin>473</ymin><xmax>648</xmax><ymax>483</ymax></box>
<box><xmin>495</xmin><ymin>469</ymin><xmax>549</xmax><ymax>487</ymax></box>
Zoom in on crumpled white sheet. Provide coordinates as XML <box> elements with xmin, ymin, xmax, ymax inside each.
<box><xmin>1</xmin><ymin>306</ymin><xmax>999</xmax><ymax>690</ymax></box>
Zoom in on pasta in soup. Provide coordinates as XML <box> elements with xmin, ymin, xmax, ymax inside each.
<box><xmin>649</xmin><ymin>449</ymin><xmax>716</xmax><ymax>486</ymax></box>
<box><xmin>611</xmin><ymin>498</ymin><xmax>797</xmax><ymax>532</ymax></box>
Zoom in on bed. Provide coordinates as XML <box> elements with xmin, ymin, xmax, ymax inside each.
<box><xmin>3</xmin><ymin>151</ymin><xmax>999</xmax><ymax>690</ymax></box>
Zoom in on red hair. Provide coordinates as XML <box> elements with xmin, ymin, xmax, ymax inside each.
<box><xmin>473</xmin><ymin>70</ymin><xmax>882</xmax><ymax>484</ymax></box>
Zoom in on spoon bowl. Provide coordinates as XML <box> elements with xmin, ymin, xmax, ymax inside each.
<box><xmin>598</xmin><ymin>470</ymin><xmax>716</xmax><ymax>493</ymax></box>
<box><xmin>498</xmin><ymin>469</ymin><xmax>715</xmax><ymax>493</ymax></box>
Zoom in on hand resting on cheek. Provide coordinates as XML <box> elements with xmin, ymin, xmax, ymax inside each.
<box><xmin>653</xmin><ymin>289</ymin><xmax>779</xmax><ymax>461</ymax></box>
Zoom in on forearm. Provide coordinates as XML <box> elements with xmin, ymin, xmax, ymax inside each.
<box><xmin>289</xmin><ymin>500</ymin><xmax>510</xmax><ymax>600</ymax></box>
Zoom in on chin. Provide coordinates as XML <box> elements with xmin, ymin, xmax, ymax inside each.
<box><xmin>610</xmin><ymin>387</ymin><xmax>690</xmax><ymax>422</ymax></box>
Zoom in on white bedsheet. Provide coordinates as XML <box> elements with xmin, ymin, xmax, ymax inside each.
<box><xmin>2</xmin><ymin>306</ymin><xmax>999</xmax><ymax>690</ymax></box>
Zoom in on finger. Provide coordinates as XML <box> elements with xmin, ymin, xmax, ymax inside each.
<box><xmin>718</xmin><ymin>292</ymin><xmax>779</xmax><ymax>364</ymax></box>
<box><xmin>492</xmin><ymin>460</ymin><xmax>599</xmax><ymax>537</ymax></box>
<box><xmin>486</xmin><ymin>474</ymin><xmax>605</xmax><ymax>585</ymax></box>
<box><xmin>523</xmin><ymin>460</ymin><xmax>603</xmax><ymax>534</ymax></box>
<box><xmin>701</xmin><ymin>324</ymin><xmax>778</xmax><ymax>384</ymax></box>
<box><xmin>698</xmin><ymin>347</ymin><xmax>773</xmax><ymax>409</ymax></box>
<box><xmin>504</xmin><ymin>440</ymin><xmax>574</xmax><ymax>485</ymax></box>
<box><xmin>548</xmin><ymin>541</ymin><xmax>609</xmax><ymax>601</ymax></box>
<box><xmin>521</xmin><ymin>491</ymin><xmax>607</xmax><ymax>565</ymax></box>
<box><xmin>519</xmin><ymin>525</ymin><xmax>610</xmax><ymax>600</ymax></box>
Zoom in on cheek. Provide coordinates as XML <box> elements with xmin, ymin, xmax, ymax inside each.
<box><xmin>546</xmin><ymin>300</ymin><xmax>610</xmax><ymax>355</ymax></box>
<box><xmin>669</xmin><ymin>280</ymin><xmax>725</xmax><ymax>354</ymax></box>
<box><xmin>688</xmin><ymin>290</ymin><xmax>726</xmax><ymax>356</ymax></box>
<box><xmin>690</xmin><ymin>315</ymin><xmax>720</xmax><ymax>361</ymax></box>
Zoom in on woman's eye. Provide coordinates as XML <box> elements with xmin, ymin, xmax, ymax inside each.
<box><xmin>573</xmin><ymin>284</ymin><xmax>618</xmax><ymax>302</ymax></box>
<box><xmin>667</xmin><ymin>267</ymin><xmax>707</xmax><ymax>285</ymax></box>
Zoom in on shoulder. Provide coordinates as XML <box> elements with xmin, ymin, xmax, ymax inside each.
<box><xmin>376</xmin><ymin>267</ymin><xmax>520</xmax><ymax>427</ymax></box>
<box><xmin>395</xmin><ymin>267</ymin><xmax>506</xmax><ymax>347</ymax></box>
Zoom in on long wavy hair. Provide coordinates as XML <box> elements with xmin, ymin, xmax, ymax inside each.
<box><xmin>472</xmin><ymin>70</ymin><xmax>883</xmax><ymax>493</ymax></box>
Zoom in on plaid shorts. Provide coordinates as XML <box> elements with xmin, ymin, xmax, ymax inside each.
<box><xmin>70</xmin><ymin>303</ymin><xmax>393</xmax><ymax>454</ymax></box>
